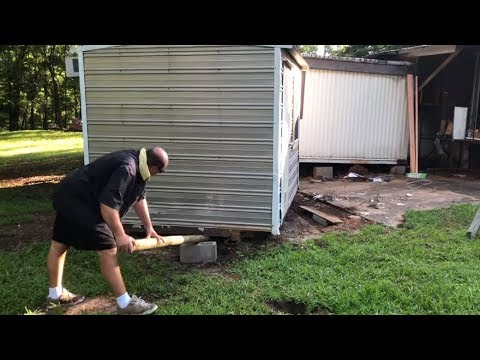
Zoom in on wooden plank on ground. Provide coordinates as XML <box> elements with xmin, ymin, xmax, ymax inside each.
<box><xmin>300</xmin><ymin>205</ymin><xmax>343</xmax><ymax>224</ymax></box>
<box><xmin>312</xmin><ymin>214</ymin><xmax>328</xmax><ymax>226</ymax></box>
<box><xmin>467</xmin><ymin>207</ymin><xmax>480</xmax><ymax>239</ymax></box>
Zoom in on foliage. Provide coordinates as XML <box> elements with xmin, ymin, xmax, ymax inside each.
<box><xmin>331</xmin><ymin>45</ymin><xmax>414</xmax><ymax>58</ymax></box>
<box><xmin>298</xmin><ymin>45</ymin><xmax>319</xmax><ymax>54</ymax></box>
<box><xmin>0</xmin><ymin>46</ymin><xmax>80</xmax><ymax>131</ymax></box>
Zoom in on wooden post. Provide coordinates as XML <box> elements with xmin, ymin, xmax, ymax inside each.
<box><xmin>407</xmin><ymin>74</ymin><xmax>416</xmax><ymax>173</ymax></box>
<box><xmin>415</xmin><ymin>75</ymin><xmax>419</xmax><ymax>173</ymax></box>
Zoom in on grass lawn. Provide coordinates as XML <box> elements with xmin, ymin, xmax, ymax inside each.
<box><xmin>0</xmin><ymin>130</ymin><xmax>83</xmax><ymax>179</ymax></box>
<box><xmin>0</xmin><ymin>130</ymin><xmax>83</xmax><ymax>225</ymax></box>
<box><xmin>1</xmin><ymin>204</ymin><xmax>479</xmax><ymax>315</ymax></box>
<box><xmin>2</xmin><ymin>130</ymin><xmax>480</xmax><ymax>315</ymax></box>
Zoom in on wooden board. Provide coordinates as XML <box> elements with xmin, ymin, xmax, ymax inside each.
<box><xmin>300</xmin><ymin>205</ymin><xmax>343</xmax><ymax>224</ymax></box>
<box><xmin>445</xmin><ymin>121</ymin><xmax>454</xmax><ymax>135</ymax></box>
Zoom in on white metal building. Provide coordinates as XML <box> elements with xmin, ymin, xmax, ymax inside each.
<box><xmin>77</xmin><ymin>45</ymin><xmax>308</xmax><ymax>235</ymax></box>
<box><xmin>300</xmin><ymin>55</ymin><xmax>412</xmax><ymax>164</ymax></box>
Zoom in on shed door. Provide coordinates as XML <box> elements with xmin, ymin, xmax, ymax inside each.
<box><xmin>280</xmin><ymin>62</ymin><xmax>293</xmax><ymax>220</ymax></box>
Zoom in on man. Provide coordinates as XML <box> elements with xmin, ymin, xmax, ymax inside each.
<box><xmin>47</xmin><ymin>147</ymin><xmax>168</xmax><ymax>315</ymax></box>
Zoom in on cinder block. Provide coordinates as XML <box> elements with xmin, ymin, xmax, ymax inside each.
<box><xmin>390</xmin><ymin>166</ymin><xmax>406</xmax><ymax>175</ymax></box>
<box><xmin>313</xmin><ymin>167</ymin><xmax>333</xmax><ymax>179</ymax></box>
<box><xmin>180</xmin><ymin>241</ymin><xmax>217</xmax><ymax>263</ymax></box>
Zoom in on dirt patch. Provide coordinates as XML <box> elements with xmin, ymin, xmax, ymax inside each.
<box><xmin>0</xmin><ymin>175</ymin><xmax>63</xmax><ymax>189</ymax></box>
<box><xmin>42</xmin><ymin>296</ymin><xmax>119</xmax><ymax>315</ymax></box>
<box><xmin>279</xmin><ymin>192</ymin><xmax>370</xmax><ymax>242</ymax></box>
<box><xmin>131</xmin><ymin>234</ymin><xmax>275</xmax><ymax>269</ymax></box>
<box><xmin>322</xmin><ymin>217</ymin><xmax>367</xmax><ymax>234</ymax></box>
<box><xmin>300</xmin><ymin>175</ymin><xmax>480</xmax><ymax>227</ymax></box>
<box><xmin>280</xmin><ymin>208</ymin><xmax>322</xmax><ymax>241</ymax></box>
<box><xmin>63</xmin><ymin>297</ymin><xmax>118</xmax><ymax>315</ymax></box>
<box><xmin>0</xmin><ymin>212</ymin><xmax>54</xmax><ymax>250</ymax></box>
<box><xmin>41</xmin><ymin>294</ymin><xmax>170</xmax><ymax>315</ymax></box>
<box><xmin>268</xmin><ymin>300</ymin><xmax>332</xmax><ymax>315</ymax></box>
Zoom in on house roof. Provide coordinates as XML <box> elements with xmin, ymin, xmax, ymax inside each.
<box><xmin>302</xmin><ymin>54</ymin><xmax>412</xmax><ymax>76</ymax></box>
<box><xmin>371</xmin><ymin>45</ymin><xmax>457</xmax><ymax>58</ymax></box>
<box><xmin>303</xmin><ymin>54</ymin><xmax>411</xmax><ymax>66</ymax></box>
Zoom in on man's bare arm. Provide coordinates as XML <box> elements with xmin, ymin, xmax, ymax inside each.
<box><xmin>100</xmin><ymin>203</ymin><xmax>135</xmax><ymax>253</ymax></box>
<box><xmin>133</xmin><ymin>199</ymin><xmax>164</xmax><ymax>244</ymax></box>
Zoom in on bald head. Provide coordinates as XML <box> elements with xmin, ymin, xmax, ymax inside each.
<box><xmin>146</xmin><ymin>147</ymin><xmax>169</xmax><ymax>175</ymax></box>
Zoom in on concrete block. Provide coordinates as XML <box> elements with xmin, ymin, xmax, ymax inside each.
<box><xmin>180</xmin><ymin>241</ymin><xmax>217</xmax><ymax>263</ymax></box>
<box><xmin>313</xmin><ymin>167</ymin><xmax>333</xmax><ymax>179</ymax></box>
<box><xmin>390</xmin><ymin>166</ymin><xmax>406</xmax><ymax>175</ymax></box>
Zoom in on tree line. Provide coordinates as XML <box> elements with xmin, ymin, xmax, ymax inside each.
<box><xmin>298</xmin><ymin>45</ymin><xmax>413</xmax><ymax>58</ymax></box>
<box><xmin>0</xmin><ymin>45</ymin><xmax>80</xmax><ymax>131</ymax></box>
<box><xmin>1</xmin><ymin>45</ymin><xmax>414</xmax><ymax>132</ymax></box>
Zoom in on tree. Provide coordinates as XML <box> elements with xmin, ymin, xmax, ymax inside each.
<box><xmin>331</xmin><ymin>45</ymin><xmax>413</xmax><ymax>58</ymax></box>
<box><xmin>324</xmin><ymin>45</ymin><xmax>334</xmax><ymax>57</ymax></box>
<box><xmin>0</xmin><ymin>45</ymin><xmax>30</xmax><ymax>131</ymax></box>
<box><xmin>0</xmin><ymin>45</ymin><xmax>80</xmax><ymax>131</ymax></box>
<box><xmin>297</xmin><ymin>45</ymin><xmax>319</xmax><ymax>54</ymax></box>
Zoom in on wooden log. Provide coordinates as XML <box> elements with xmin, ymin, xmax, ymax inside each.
<box><xmin>133</xmin><ymin>235</ymin><xmax>208</xmax><ymax>251</ymax></box>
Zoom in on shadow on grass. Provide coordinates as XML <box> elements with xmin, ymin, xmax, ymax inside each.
<box><xmin>0</xmin><ymin>154</ymin><xmax>83</xmax><ymax>181</ymax></box>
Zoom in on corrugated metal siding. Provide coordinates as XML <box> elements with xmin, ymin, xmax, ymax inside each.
<box><xmin>83</xmin><ymin>45</ymin><xmax>275</xmax><ymax>232</ymax></box>
<box><xmin>300</xmin><ymin>69</ymin><xmax>409</xmax><ymax>163</ymax></box>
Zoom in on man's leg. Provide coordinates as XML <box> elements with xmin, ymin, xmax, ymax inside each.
<box><xmin>98</xmin><ymin>247</ymin><xmax>157</xmax><ymax>315</ymax></box>
<box><xmin>48</xmin><ymin>240</ymin><xmax>69</xmax><ymax>289</ymax></box>
<box><xmin>98</xmin><ymin>247</ymin><xmax>127</xmax><ymax>297</ymax></box>
<box><xmin>47</xmin><ymin>240</ymin><xmax>85</xmax><ymax>305</ymax></box>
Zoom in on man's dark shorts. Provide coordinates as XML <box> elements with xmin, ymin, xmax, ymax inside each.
<box><xmin>52</xmin><ymin>180</ymin><xmax>117</xmax><ymax>250</ymax></box>
<box><xmin>53</xmin><ymin>214</ymin><xmax>116</xmax><ymax>251</ymax></box>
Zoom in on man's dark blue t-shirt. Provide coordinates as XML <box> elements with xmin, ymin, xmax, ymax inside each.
<box><xmin>53</xmin><ymin>149</ymin><xmax>147</xmax><ymax>227</ymax></box>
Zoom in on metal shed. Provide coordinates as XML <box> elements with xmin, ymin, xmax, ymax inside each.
<box><xmin>77</xmin><ymin>45</ymin><xmax>308</xmax><ymax>235</ymax></box>
<box><xmin>300</xmin><ymin>55</ymin><xmax>412</xmax><ymax>164</ymax></box>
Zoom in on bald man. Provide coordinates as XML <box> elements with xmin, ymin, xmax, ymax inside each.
<box><xmin>47</xmin><ymin>147</ymin><xmax>169</xmax><ymax>315</ymax></box>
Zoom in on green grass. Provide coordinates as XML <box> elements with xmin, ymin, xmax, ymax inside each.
<box><xmin>0</xmin><ymin>184</ymin><xmax>54</xmax><ymax>225</ymax></box>
<box><xmin>2</xmin><ymin>131</ymin><xmax>479</xmax><ymax>315</ymax></box>
<box><xmin>3</xmin><ymin>204</ymin><xmax>480</xmax><ymax>315</ymax></box>
<box><xmin>0</xmin><ymin>130</ymin><xmax>83</xmax><ymax>178</ymax></box>
<box><xmin>0</xmin><ymin>130</ymin><xmax>83</xmax><ymax>225</ymax></box>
